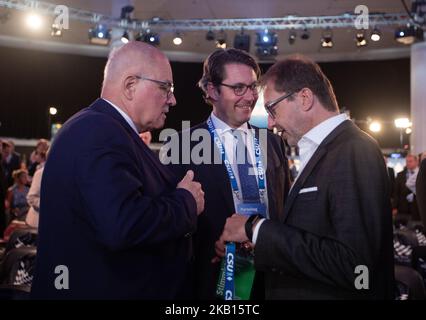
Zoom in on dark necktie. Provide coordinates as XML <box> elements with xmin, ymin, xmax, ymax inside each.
<box><xmin>233</xmin><ymin>130</ymin><xmax>260</xmax><ymax>203</ymax></box>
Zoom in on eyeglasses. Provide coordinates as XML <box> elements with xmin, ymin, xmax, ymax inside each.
<box><xmin>220</xmin><ymin>82</ymin><xmax>259</xmax><ymax>96</ymax></box>
<box><xmin>264</xmin><ymin>91</ymin><xmax>298</xmax><ymax>119</ymax></box>
<box><xmin>135</xmin><ymin>75</ymin><xmax>175</xmax><ymax>99</ymax></box>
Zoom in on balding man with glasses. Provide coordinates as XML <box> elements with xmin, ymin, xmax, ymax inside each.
<box><xmin>165</xmin><ymin>48</ymin><xmax>291</xmax><ymax>300</ymax></box>
<box><xmin>32</xmin><ymin>42</ymin><xmax>204</xmax><ymax>299</ymax></box>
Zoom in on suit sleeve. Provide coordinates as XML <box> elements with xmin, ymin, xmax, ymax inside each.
<box><xmin>254</xmin><ymin>139</ymin><xmax>391</xmax><ymax>290</ymax></box>
<box><xmin>74</xmin><ymin>138</ymin><xmax>197</xmax><ymax>252</ymax></box>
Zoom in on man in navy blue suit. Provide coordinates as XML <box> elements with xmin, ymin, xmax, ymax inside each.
<box><xmin>31</xmin><ymin>42</ymin><xmax>205</xmax><ymax>299</ymax></box>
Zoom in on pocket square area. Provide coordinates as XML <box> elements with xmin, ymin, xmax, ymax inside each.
<box><xmin>299</xmin><ymin>187</ymin><xmax>318</xmax><ymax>194</ymax></box>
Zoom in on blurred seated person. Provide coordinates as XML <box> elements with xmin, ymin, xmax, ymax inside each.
<box><xmin>5</xmin><ymin>169</ymin><xmax>30</xmax><ymax>223</ymax></box>
<box><xmin>27</xmin><ymin>139</ymin><xmax>49</xmax><ymax>176</ymax></box>
<box><xmin>1</xmin><ymin>140</ymin><xmax>21</xmax><ymax>187</ymax></box>
<box><xmin>393</xmin><ymin>154</ymin><xmax>420</xmax><ymax>221</ymax></box>
<box><xmin>139</xmin><ymin>131</ymin><xmax>152</xmax><ymax>146</ymax></box>
<box><xmin>0</xmin><ymin>141</ymin><xmax>6</xmax><ymax>236</ymax></box>
<box><xmin>26</xmin><ymin>165</ymin><xmax>44</xmax><ymax>228</ymax></box>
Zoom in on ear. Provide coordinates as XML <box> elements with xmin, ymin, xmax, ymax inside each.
<box><xmin>123</xmin><ymin>75</ymin><xmax>138</xmax><ymax>101</ymax></box>
<box><xmin>299</xmin><ymin>88</ymin><xmax>314</xmax><ymax>112</ymax></box>
<box><xmin>207</xmin><ymin>82</ymin><xmax>220</xmax><ymax>102</ymax></box>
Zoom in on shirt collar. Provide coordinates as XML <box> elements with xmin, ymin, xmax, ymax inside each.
<box><xmin>210</xmin><ymin>112</ymin><xmax>249</xmax><ymax>136</ymax></box>
<box><xmin>102</xmin><ymin>98</ymin><xmax>139</xmax><ymax>134</ymax></box>
<box><xmin>298</xmin><ymin>113</ymin><xmax>349</xmax><ymax>148</ymax></box>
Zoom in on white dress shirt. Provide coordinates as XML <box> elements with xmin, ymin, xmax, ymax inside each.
<box><xmin>253</xmin><ymin>113</ymin><xmax>349</xmax><ymax>244</ymax></box>
<box><xmin>210</xmin><ymin>112</ymin><xmax>269</xmax><ymax>218</ymax></box>
<box><xmin>102</xmin><ymin>98</ymin><xmax>139</xmax><ymax>134</ymax></box>
<box><xmin>295</xmin><ymin>113</ymin><xmax>349</xmax><ymax>181</ymax></box>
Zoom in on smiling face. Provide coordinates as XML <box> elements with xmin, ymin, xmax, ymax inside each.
<box><xmin>209</xmin><ymin>63</ymin><xmax>258</xmax><ymax>128</ymax></box>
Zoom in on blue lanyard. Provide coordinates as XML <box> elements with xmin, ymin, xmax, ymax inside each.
<box><xmin>224</xmin><ymin>242</ymin><xmax>236</xmax><ymax>300</ymax></box>
<box><xmin>207</xmin><ymin>117</ymin><xmax>266</xmax><ymax>201</ymax></box>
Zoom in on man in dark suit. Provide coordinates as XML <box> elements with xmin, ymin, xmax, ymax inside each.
<box><xmin>31</xmin><ymin>42</ymin><xmax>205</xmax><ymax>299</ymax></box>
<box><xmin>393</xmin><ymin>154</ymin><xmax>420</xmax><ymax>221</ymax></box>
<box><xmin>164</xmin><ymin>48</ymin><xmax>290</xmax><ymax>299</ymax></box>
<box><xmin>217</xmin><ymin>56</ymin><xmax>394</xmax><ymax>299</ymax></box>
<box><xmin>416</xmin><ymin>154</ymin><xmax>426</xmax><ymax>227</ymax></box>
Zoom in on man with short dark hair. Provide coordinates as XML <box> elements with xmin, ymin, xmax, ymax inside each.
<box><xmin>165</xmin><ymin>48</ymin><xmax>290</xmax><ymax>299</ymax></box>
<box><xmin>217</xmin><ymin>56</ymin><xmax>394</xmax><ymax>299</ymax></box>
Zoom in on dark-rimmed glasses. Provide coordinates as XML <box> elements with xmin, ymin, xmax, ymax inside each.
<box><xmin>264</xmin><ymin>91</ymin><xmax>297</xmax><ymax>119</ymax></box>
<box><xmin>135</xmin><ymin>75</ymin><xmax>174</xmax><ymax>99</ymax></box>
<box><xmin>220</xmin><ymin>82</ymin><xmax>259</xmax><ymax>96</ymax></box>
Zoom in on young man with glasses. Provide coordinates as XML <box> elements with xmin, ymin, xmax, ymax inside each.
<box><xmin>32</xmin><ymin>42</ymin><xmax>205</xmax><ymax>299</ymax></box>
<box><xmin>217</xmin><ymin>55</ymin><xmax>394</xmax><ymax>299</ymax></box>
<box><xmin>166</xmin><ymin>48</ymin><xmax>291</xmax><ymax>299</ymax></box>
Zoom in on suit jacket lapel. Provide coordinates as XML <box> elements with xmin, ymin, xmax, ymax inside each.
<box><xmin>283</xmin><ymin>120</ymin><xmax>353</xmax><ymax>221</ymax></box>
<box><xmin>265</xmin><ymin>133</ymin><xmax>283</xmax><ymax>221</ymax></box>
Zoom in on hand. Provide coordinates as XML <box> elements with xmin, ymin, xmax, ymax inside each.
<box><xmin>222</xmin><ymin>214</ymin><xmax>250</xmax><ymax>243</ymax></box>
<box><xmin>211</xmin><ymin>214</ymin><xmax>251</xmax><ymax>263</ymax></box>
<box><xmin>212</xmin><ymin>235</ymin><xmax>226</xmax><ymax>263</ymax></box>
<box><xmin>177</xmin><ymin>170</ymin><xmax>205</xmax><ymax>215</ymax></box>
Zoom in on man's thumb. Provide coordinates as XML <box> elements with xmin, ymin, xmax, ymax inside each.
<box><xmin>183</xmin><ymin>170</ymin><xmax>194</xmax><ymax>182</ymax></box>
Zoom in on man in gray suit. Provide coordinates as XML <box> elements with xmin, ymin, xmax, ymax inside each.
<box><xmin>216</xmin><ymin>56</ymin><xmax>394</xmax><ymax>299</ymax></box>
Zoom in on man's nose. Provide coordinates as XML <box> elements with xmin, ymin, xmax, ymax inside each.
<box><xmin>168</xmin><ymin>92</ymin><xmax>177</xmax><ymax>106</ymax></box>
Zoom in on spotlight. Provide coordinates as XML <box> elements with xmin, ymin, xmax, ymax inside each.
<box><xmin>51</xmin><ymin>24</ymin><xmax>62</xmax><ymax>37</ymax></box>
<box><xmin>216</xmin><ymin>30</ymin><xmax>227</xmax><ymax>48</ymax></box>
<box><xmin>233</xmin><ymin>30</ymin><xmax>250</xmax><ymax>52</ymax></box>
<box><xmin>89</xmin><ymin>24</ymin><xmax>111</xmax><ymax>45</ymax></box>
<box><xmin>370</xmin><ymin>27</ymin><xmax>381</xmax><ymax>41</ymax></box>
<box><xmin>394</xmin><ymin>117</ymin><xmax>411</xmax><ymax>129</ymax></box>
<box><xmin>356</xmin><ymin>31</ymin><xmax>367</xmax><ymax>47</ymax></box>
<box><xmin>26</xmin><ymin>13</ymin><xmax>43</xmax><ymax>30</ymax></box>
<box><xmin>49</xmin><ymin>107</ymin><xmax>58</xmax><ymax>115</ymax></box>
<box><xmin>321</xmin><ymin>28</ymin><xmax>333</xmax><ymax>48</ymax></box>
<box><xmin>301</xmin><ymin>27</ymin><xmax>310</xmax><ymax>40</ymax></box>
<box><xmin>369</xmin><ymin>121</ymin><xmax>382</xmax><ymax>133</ymax></box>
<box><xmin>173</xmin><ymin>32</ymin><xmax>183</xmax><ymax>45</ymax></box>
<box><xmin>121</xmin><ymin>31</ymin><xmax>129</xmax><ymax>43</ymax></box>
<box><xmin>135</xmin><ymin>30</ymin><xmax>160</xmax><ymax>46</ymax></box>
<box><xmin>288</xmin><ymin>29</ymin><xmax>296</xmax><ymax>45</ymax></box>
<box><xmin>395</xmin><ymin>25</ymin><xmax>424</xmax><ymax>45</ymax></box>
<box><xmin>255</xmin><ymin>29</ymin><xmax>278</xmax><ymax>59</ymax></box>
<box><xmin>206</xmin><ymin>30</ymin><xmax>215</xmax><ymax>41</ymax></box>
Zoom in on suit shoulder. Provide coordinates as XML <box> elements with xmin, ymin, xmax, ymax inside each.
<box><xmin>337</xmin><ymin>122</ymin><xmax>381</xmax><ymax>152</ymax></box>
